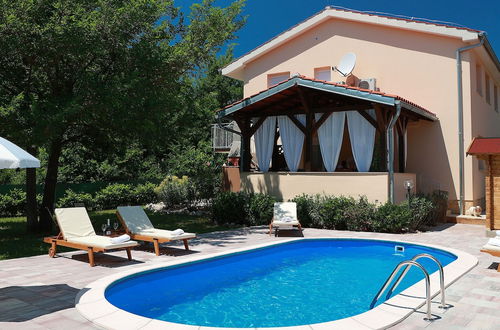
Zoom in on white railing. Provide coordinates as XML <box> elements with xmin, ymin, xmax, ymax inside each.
<box><xmin>211</xmin><ymin>123</ymin><xmax>236</xmax><ymax>151</ymax></box>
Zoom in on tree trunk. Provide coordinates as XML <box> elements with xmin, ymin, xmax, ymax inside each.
<box><xmin>40</xmin><ymin>138</ymin><xmax>63</xmax><ymax>233</ymax></box>
<box><xmin>25</xmin><ymin>145</ymin><xmax>38</xmax><ymax>232</ymax></box>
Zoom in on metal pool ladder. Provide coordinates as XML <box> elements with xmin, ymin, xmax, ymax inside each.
<box><xmin>369</xmin><ymin>253</ymin><xmax>447</xmax><ymax>321</ymax></box>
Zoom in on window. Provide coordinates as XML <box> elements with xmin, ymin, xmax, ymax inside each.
<box><xmin>495</xmin><ymin>84</ymin><xmax>499</xmax><ymax>113</ymax></box>
<box><xmin>476</xmin><ymin>64</ymin><xmax>482</xmax><ymax>95</ymax></box>
<box><xmin>485</xmin><ymin>73</ymin><xmax>491</xmax><ymax>104</ymax></box>
<box><xmin>314</xmin><ymin>67</ymin><xmax>331</xmax><ymax>81</ymax></box>
<box><xmin>267</xmin><ymin>72</ymin><xmax>290</xmax><ymax>88</ymax></box>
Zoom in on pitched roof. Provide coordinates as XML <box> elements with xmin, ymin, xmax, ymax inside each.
<box><xmin>467</xmin><ymin>137</ymin><xmax>500</xmax><ymax>155</ymax></box>
<box><xmin>222</xmin><ymin>6</ymin><xmax>490</xmax><ymax>80</ymax></box>
<box><xmin>216</xmin><ymin>75</ymin><xmax>437</xmax><ymax>121</ymax></box>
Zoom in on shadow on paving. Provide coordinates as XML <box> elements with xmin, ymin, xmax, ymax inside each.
<box><xmin>0</xmin><ymin>284</ymin><xmax>78</xmax><ymax>322</ymax></box>
<box><xmin>185</xmin><ymin>226</ymin><xmax>268</xmax><ymax>248</ymax></box>
<box><xmin>57</xmin><ymin>251</ymin><xmax>144</xmax><ymax>268</ymax></box>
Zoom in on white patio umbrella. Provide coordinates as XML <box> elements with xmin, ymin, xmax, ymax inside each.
<box><xmin>0</xmin><ymin>136</ymin><xmax>40</xmax><ymax>169</ymax></box>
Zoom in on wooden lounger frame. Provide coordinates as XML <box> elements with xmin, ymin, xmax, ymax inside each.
<box><xmin>116</xmin><ymin>211</ymin><xmax>193</xmax><ymax>256</ymax></box>
<box><xmin>481</xmin><ymin>248</ymin><xmax>500</xmax><ymax>271</ymax></box>
<box><xmin>269</xmin><ymin>220</ymin><xmax>302</xmax><ymax>237</ymax></box>
<box><xmin>43</xmin><ymin>233</ymin><xmax>133</xmax><ymax>267</ymax></box>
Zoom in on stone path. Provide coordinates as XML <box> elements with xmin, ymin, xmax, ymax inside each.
<box><xmin>0</xmin><ymin>223</ymin><xmax>499</xmax><ymax>329</ymax></box>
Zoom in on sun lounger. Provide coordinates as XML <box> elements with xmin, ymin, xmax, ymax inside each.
<box><xmin>43</xmin><ymin>207</ymin><xmax>138</xmax><ymax>267</ymax></box>
<box><xmin>116</xmin><ymin>206</ymin><xmax>196</xmax><ymax>256</ymax></box>
<box><xmin>481</xmin><ymin>236</ymin><xmax>500</xmax><ymax>272</ymax></box>
<box><xmin>270</xmin><ymin>202</ymin><xmax>302</xmax><ymax>236</ymax></box>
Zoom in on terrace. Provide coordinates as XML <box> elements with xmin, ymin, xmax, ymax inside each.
<box><xmin>1</xmin><ymin>223</ymin><xmax>499</xmax><ymax>329</ymax></box>
<box><xmin>217</xmin><ymin>76</ymin><xmax>437</xmax><ymax>204</ymax></box>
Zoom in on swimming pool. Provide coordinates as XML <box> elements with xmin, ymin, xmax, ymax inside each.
<box><xmin>76</xmin><ymin>238</ymin><xmax>477</xmax><ymax>329</ymax></box>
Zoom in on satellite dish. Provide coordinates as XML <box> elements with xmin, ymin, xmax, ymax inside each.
<box><xmin>334</xmin><ymin>52</ymin><xmax>356</xmax><ymax>77</ymax></box>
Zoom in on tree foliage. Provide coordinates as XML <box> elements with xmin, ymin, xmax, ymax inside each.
<box><xmin>0</xmin><ymin>0</ymin><xmax>245</xmax><ymax>231</ymax></box>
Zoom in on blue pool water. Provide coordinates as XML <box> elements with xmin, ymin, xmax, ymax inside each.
<box><xmin>105</xmin><ymin>239</ymin><xmax>456</xmax><ymax>328</ymax></box>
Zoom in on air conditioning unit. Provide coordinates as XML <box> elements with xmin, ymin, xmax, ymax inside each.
<box><xmin>358</xmin><ymin>78</ymin><xmax>376</xmax><ymax>91</ymax></box>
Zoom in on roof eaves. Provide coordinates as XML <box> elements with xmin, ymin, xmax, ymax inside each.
<box><xmin>222</xmin><ymin>7</ymin><xmax>483</xmax><ymax>79</ymax></box>
<box><xmin>216</xmin><ymin>76</ymin><xmax>436</xmax><ymax>121</ymax></box>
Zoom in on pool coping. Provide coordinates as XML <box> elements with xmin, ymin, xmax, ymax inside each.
<box><xmin>75</xmin><ymin>237</ymin><xmax>478</xmax><ymax>330</ymax></box>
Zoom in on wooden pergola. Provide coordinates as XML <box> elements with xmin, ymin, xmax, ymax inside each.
<box><xmin>216</xmin><ymin>76</ymin><xmax>437</xmax><ymax>201</ymax></box>
<box><xmin>467</xmin><ymin>137</ymin><xmax>500</xmax><ymax>230</ymax></box>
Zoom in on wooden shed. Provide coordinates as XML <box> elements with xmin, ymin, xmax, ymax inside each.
<box><xmin>467</xmin><ymin>137</ymin><xmax>500</xmax><ymax>230</ymax></box>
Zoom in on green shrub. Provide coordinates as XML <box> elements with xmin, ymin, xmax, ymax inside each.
<box><xmin>290</xmin><ymin>194</ymin><xmax>315</xmax><ymax>227</ymax></box>
<box><xmin>94</xmin><ymin>183</ymin><xmax>134</xmax><ymax>210</ymax></box>
<box><xmin>344</xmin><ymin>197</ymin><xmax>377</xmax><ymax>232</ymax></box>
<box><xmin>401</xmin><ymin>196</ymin><xmax>435</xmax><ymax>231</ymax></box>
<box><xmin>426</xmin><ymin>190</ymin><xmax>448</xmax><ymax>226</ymax></box>
<box><xmin>310</xmin><ymin>195</ymin><xmax>355</xmax><ymax>230</ymax></box>
<box><xmin>165</xmin><ymin>142</ymin><xmax>224</xmax><ymax>200</ymax></box>
<box><xmin>373</xmin><ymin>202</ymin><xmax>412</xmax><ymax>233</ymax></box>
<box><xmin>56</xmin><ymin>189</ymin><xmax>95</xmax><ymax>209</ymax></box>
<box><xmin>0</xmin><ymin>189</ymin><xmax>25</xmax><ymax>216</ymax></box>
<box><xmin>133</xmin><ymin>182</ymin><xmax>158</xmax><ymax>205</ymax></box>
<box><xmin>155</xmin><ymin>176</ymin><xmax>195</xmax><ymax>209</ymax></box>
<box><xmin>248</xmin><ymin>193</ymin><xmax>277</xmax><ymax>225</ymax></box>
<box><xmin>211</xmin><ymin>191</ymin><xmax>248</xmax><ymax>224</ymax></box>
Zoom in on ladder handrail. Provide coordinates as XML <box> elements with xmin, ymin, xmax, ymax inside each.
<box><xmin>370</xmin><ymin>260</ymin><xmax>432</xmax><ymax>320</ymax></box>
<box><xmin>386</xmin><ymin>253</ymin><xmax>446</xmax><ymax>308</ymax></box>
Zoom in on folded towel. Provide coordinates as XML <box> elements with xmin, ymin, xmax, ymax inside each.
<box><xmin>110</xmin><ymin>234</ymin><xmax>131</xmax><ymax>244</ymax></box>
<box><xmin>487</xmin><ymin>237</ymin><xmax>500</xmax><ymax>247</ymax></box>
<box><xmin>496</xmin><ymin>230</ymin><xmax>500</xmax><ymax>237</ymax></box>
<box><xmin>281</xmin><ymin>216</ymin><xmax>293</xmax><ymax>223</ymax></box>
<box><xmin>171</xmin><ymin>229</ymin><xmax>185</xmax><ymax>236</ymax></box>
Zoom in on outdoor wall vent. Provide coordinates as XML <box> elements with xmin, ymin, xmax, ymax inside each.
<box><xmin>358</xmin><ymin>78</ymin><xmax>376</xmax><ymax>91</ymax></box>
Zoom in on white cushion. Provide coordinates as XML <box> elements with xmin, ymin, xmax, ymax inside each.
<box><xmin>67</xmin><ymin>235</ymin><xmax>138</xmax><ymax>250</ymax></box>
<box><xmin>272</xmin><ymin>202</ymin><xmax>299</xmax><ymax>226</ymax></box>
<box><xmin>482</xmin><ymin>244</ymin><xmax>500</xmax><ymax>253</ymax></box>
<box><xmin>138</xmin><ymin>228</ymin><xmax>196</xmax><ymax>240</ymax></box>
<box><xmin>117</xmin><ymin>206</ymin><xmax>154</xmax><ymax>233</ymax></box>
<box><xmin>55</xmin><ymin>207</ymin><xmax>95</xmax><ymax>239</ymax></box>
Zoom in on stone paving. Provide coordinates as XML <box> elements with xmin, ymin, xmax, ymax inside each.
<box><xmin>0</xmin><ymin>223</ymin><xmax>499</xmax><ymax>329</ymax></box>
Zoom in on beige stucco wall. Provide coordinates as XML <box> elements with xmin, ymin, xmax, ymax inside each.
<box><xmin>241</xmin><ymin>172</ymin><xmax>416</xmax><ymax>204</ymax></box>
<box><xmin>469</xmin><ymin>55</ymin><xmax>500</xmax><ymax>207</ymax></box>
<box><xmin>238</xmin><ymin>17</ymin><xmax>500</xmax><ymax>206</ymax></box>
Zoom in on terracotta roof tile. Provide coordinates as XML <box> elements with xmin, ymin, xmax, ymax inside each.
<box><xmin>218</xmin><ymin>75</ymin><xmax>436</xmax><ymax>118</ymax></box>
<box><xmin>467</xmin><ymin>138</ymin><xmax>500</xmax><ymax>155</ymax></box>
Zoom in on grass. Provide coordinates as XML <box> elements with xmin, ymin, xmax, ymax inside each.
<box><xmin>0</xmin><ymin>209</ymin><xmax>238</xmax><ymax>261</ymax></box>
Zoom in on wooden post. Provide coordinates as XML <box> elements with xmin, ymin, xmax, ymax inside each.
<box><xmin>305</xmin><ymin>112</ymin><xmax>313</xmax><ymax>171</ymax></box>
<box><xmin>126</xmin><ymin>247</ymin><xmax>132</xmax><ymax>261</ymax></box>
<box><xmin>488</xmin><ymin>155</ymin><xmax>494</xmax><ymax>230</ymax></box>
<box><xmin>297</xmin><ymin>87</ymin><xmax>313</xmax><ymax>171</ymax></box>
<box><xmin>153</xmin><ymin>238</ymin><xmax>160</xmax><ymax>256</ymax></box>
<box><xmin>236</xmin><ymin>118</ymin><xmax>252</xmax><ymax>172</ymax></box>
<box><xmin>374</xmin><ymin>104</ymin><xmax>388</xmax><ymax>171</ymax></box>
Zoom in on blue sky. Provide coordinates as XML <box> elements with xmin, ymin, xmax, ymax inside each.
<box><xmin>177</xmin><ymin>0</ymin><xmax>500</xmax><ymax>58</ymax></box>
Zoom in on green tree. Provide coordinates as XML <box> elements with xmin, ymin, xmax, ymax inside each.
<box><xmin>0</xmin><ymin>0</ymin><xmax>245</xmax><ymax>232</ymax></box>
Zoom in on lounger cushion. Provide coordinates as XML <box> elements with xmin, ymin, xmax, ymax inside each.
<box><xmin>67</xmin><ymin>235</ymin><xmax>138</xmax><ymax>250</ymax></box>
<box><xmin>272</xmin><ymin>220</ymin><xmax>301</xmax><ymax>226</ymax></box>
<box><xmin>117</xmin><ymin>206</ymin><xmax>154</xmax><ymax>233</ymax></box>
<box><xmin>272</xmin><ymin>202</ymin><xmax>300</xmax><ymax>227</ymax></box>
<box><xmin>138</xmin><ymin>228</ymin><xmax>196</xmax><ymax>240</ymax></box>
<box><xmin>55</xmin><ymin>207</ymin><xmax>96</xmax><ymax>239</ymax></box>
<box><xmin>482</xmin><ymin>244</ymin><xmax>500</xmax><ymax>253</ymax></box>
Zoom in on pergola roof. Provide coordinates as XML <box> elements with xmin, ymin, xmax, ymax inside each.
<box><xmin>467</xmin><ymin>137</ymin><xmax>500</xmax><ymax>155</ymax></box>
<box><xmin>216</xmin><ymin>76</ymin><xmax>438</xmax><ymax>121</ymax></box>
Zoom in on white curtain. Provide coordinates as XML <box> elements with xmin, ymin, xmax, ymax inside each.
<box><xmin>316</xmin><ymin>112</ymin><xmax>345</xmax><ymax>172</ymax></box>
<box><xmin>347</xmin><ymin>110</ymin><xmax>376</xmax><ymax>172</ymax></box>
<box><xmin>253</xmin><ymin>117</ymin><xmax>276</xmax><ymax>172</ymax></box>
<box><xmin>277</xmin><ymin>115</ymin><xmax>306</xmax><ymax>172</ymax></box>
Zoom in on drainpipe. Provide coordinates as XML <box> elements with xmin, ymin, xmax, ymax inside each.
<box><xmin>216</xmin><ymin>116</ymin><xmax>243</xmax><ymax>171</ymax></box>
<box><xmin>456</xmin><ymin>33</ymin><xmax>485</xmax><ymax>214</ymax></box>
<box><xmin>387</xmin><ymin>101</ymin><xmax>401</xmax><ymax>203</ymax></box>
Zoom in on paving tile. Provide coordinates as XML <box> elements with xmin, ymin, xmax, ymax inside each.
<box><xmin>0</xmin><ymin>224</ymin><xmax>499</xmax><ymax>329</ymax></box>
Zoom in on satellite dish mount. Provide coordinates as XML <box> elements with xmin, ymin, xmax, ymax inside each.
<box><xmin>333</xmin><ymin>52</ymin><xmax>357</xmax><ymax>77</ymax></box>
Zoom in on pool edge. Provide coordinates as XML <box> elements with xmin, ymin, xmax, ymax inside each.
<box><xmin>75</xmin><ymin>236</ymin><xmax>478</xmax><ymax>330</ymax></box>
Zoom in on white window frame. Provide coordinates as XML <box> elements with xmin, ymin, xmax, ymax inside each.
<box><xmin>267</xmin><ymin>72</ymin><xmax>290</xmax><ymax>88</ymax></box>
